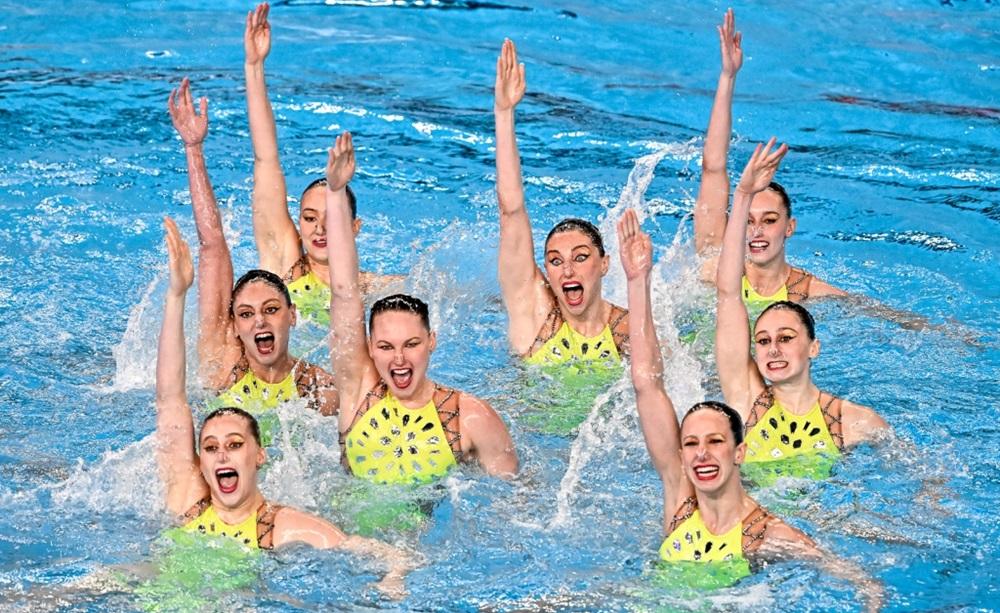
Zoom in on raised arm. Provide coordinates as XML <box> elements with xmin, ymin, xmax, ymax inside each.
<box><xmin>458</xmin><ymin>395</ymin><xmax>518</xmax><ymax>478</ymax></box>
<box><xmin>715</xmin><ymin>139</ymin><xmax>787</xmax><ymax>417</ymax></box>
<box><xmin>245</xmin><ymin>2</ymin><xmax>300</xmax><ymax>276</ymax></box>
<box><xmin>494</xmin><ymin>39</ymin><xmax>551</xmax><ymax>354</ymax></box>
<box><xmin>168</xmin><ymin>78</ymin><xmax>241</xmax><ymax>390</ymax></box>
<box><xmin>325</xmin><ymin>133</ymin><xmax>374</xmax><ymax>410</ymax></box>
<box><xmin>695</xmin><ymin>8</ymin><xmax>743</xmax><ymax>261</ymax></box>
<box><xmin>156</xmin><ymin>218</ymin><xmax>209</xmax><ymax>516</ymax></box>
<box><xmin>619</xmin><ymin>209</ymin><xmax>689</xmax><ymax>512</ymax></box>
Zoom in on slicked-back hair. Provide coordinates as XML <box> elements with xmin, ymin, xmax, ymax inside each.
<box><xmin>201</xmin><ymin>407</ymin><xmax>262</xmax><ymax>447</ymax></box>
<box><xmin>230</xmin><ymin>269</ymin><xmax>292</xmax><ymax>315</ymax></box>
<box><xmin>369</xmin><ymin>293</ymin><xmax>431</xmax><ymax>334</ymax></box>
<box><xmin>301</xmin><ymin>178</ymin><xmax>358</xmax><ymax>220</ymax></box>
<box><xmin>682</xmin><ymin>401</ymin><xmax>745</xmax><ymax>446</ymax></box>
<box><xmin>755</xmin><ymin>300</ymin><xmax>817</xmax><ymax>340</ymax></box>
<box><xmin>545</xmin><ymin>218</ymin><xmax>606</xmax><ymax>257</ymax></box>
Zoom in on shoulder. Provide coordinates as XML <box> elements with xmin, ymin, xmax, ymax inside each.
<box><xmin>805</xmin><ymin>273</ymin><xmax>848</xmax><ymax>299</ymax></box>
<box><xmin>457</xmin><ymin>391</ymin><xmax>499</xmax><ymax>420</ymax></box>
<box><xmin>761</xmin><ymin>516</ymin><xmax>816</xmax><ymax>553</ymax></box>
<box><xmin>840</xmin><ymin>398</ymin><xmax>890</xmax><ymax>444</ymax></box>
<box><xmin>272</xmin><ymin>506</ymin><xmax>347</xmax><ymax>549</ymax></box>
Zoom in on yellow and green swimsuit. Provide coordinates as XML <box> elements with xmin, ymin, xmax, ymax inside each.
<box><xmin>285</xmin><ymin>268</ymin><xmax>331</xmax><ymax>327</ymax></box>
<box><xmin>741</xmin><ymin>266</ymin><xmax>814</xmax><ymax>320</ymax></box>
<box><xmin>340</xmin><ymin>381</ymin><xmax>463</xmax><ymax>485</ymax></box>
<box><xmin>657</xmin><ymin>497</ymin><xmax>772</xmax><ymax>585</ymax></box>
<box><xmin>178</xmin><ymin>498</ymin><xmax>281</xmax><ymax>550</ymax></box>
<box><xmin>741</xmin><ymin>387</ymin><xmax>845</xmax><ymax>483</ymax></box>
<box><xmin>525</xmin><ymin>303</ymin><xmax>629</xmax><ymax>368</ymax></box>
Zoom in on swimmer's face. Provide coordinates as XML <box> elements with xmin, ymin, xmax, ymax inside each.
<box><xmin>199</xmin><ymin>414</ymin><xmax>265</xmax><ymax>508</ymax></box>
<box><xmin>746</xmin><ymin>190</ymin><xmax>795</xmax><ymax>267</ymax></box>
<box><xmin>368</xmin><ymin>310</ymin><xmax>436</xmax><ymax>401</ymax></box>
<box><xmin>299</xmin><ymin>186</ymin><xmax>361</xmax><ymax>266</ymax></box>
<box><xmin>679</xmin><ymin>410</ymin><xmax>745</xmax><ymax>494</ymax></box>
<box><xmin>752</xmin><ymin>308</ymin><xmax>819</xmax><ymax>384</ymax></box>
<box><xmin>232</xmin><ymin>281</ymin><xmax>296</xmax><ymax>369</ymax></box>
<box><xmin>543</xmin><ymin>230</ymin><xmax>609</xmax><ymax>318</ymax></box>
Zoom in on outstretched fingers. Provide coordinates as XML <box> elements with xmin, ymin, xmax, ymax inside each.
<box><xmin>326</xmin><ymin>131</ymin><xmax>356</xmax><ymax>191</ymax></box>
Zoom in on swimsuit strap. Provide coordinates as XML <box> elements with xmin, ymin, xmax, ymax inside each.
<box><xmin>224</xmin><ymin>354</ymin><xmax>252</xmax><ymax>390</ymax></box>
<box><xmin>255</xmin><ymin>499</ymin><xmax>282</xmax><ymax>550</ymax></box>
<box><xmin>665</xmin><ymin>496</ymin><xmax>699</xmax><ymax>535</ymax></box>
<box><xmin>432</xmin><ymin>384</ymin><xmax>464</xmax><ymax>461</ymax></box>
<box><xmin>740</xmin><ymin>503</ymin><xmax>773</xmax><ymax>556</ymax></box>
<box><xmin>293</xmin><ymin>358</ymin><xmax>336</xmax><ymax>413</ymax></box>
<box><xmin>178</xmin><ymin>497</ymin><xmax>212</xmax><ymax>525</ymax></box>
<box><xmin>339</xmin><ymin>380</ymin><xmax>389</xmax><ymax>470</ymax></box>
<box><xmin>818</xmin><ymin>391</ymin><xmax>845</xmax><ymax>451</ymax></box>
<box><xmin>785</xmin><ymin>266</ymin><xmax>814</xmax><ymax>302</ymax></box>
<box><xmin>282</xmin><ymin>254</ymin><xmax>311</xmax><ymax>284</ymax></box>
<box><xmin>608</xmin><ymin>304</ymin><xmax>630</xmax><ymax>357</ymax></box>
<box><xmin>744</xmin><ymin>386</ymin><xmax>775</xmax><ymax>433</ymax></box>
<box><xmin>527</xmin><ymin>303</ymin><xmax>564</xmax><ymax>357</ymax></box>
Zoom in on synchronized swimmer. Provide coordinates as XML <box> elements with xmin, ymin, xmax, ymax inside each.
<box><xmin>144</xmin><ymin>3</ymin><xmax>929</xmax><ymax>606</ymax></box>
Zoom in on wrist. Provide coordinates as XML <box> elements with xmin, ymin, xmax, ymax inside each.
<box><xmin>184</xmin><ymin>141</ymin><xmax>205</xmax><ymax>151</ymax></box>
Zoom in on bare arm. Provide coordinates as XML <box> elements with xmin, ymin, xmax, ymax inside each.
<box><xmin>618</xmin><ymin>210</ymin><xmax>690</xmax><ymax>513</ymax></box>
<box><xmin>156</xmin><ymin>218</ymin><xmax>208</xmax><ymax>515</ymax></box>
<box><xmin>716</xmin><ymin>140</ymin><xmax>787</xmax><ymax>418</ymax></box>
<box><xmin>459</xmin><ymin>395</ymin><xmax>518</xmax><ymax>478</ymax></box>
<box><xmin>168</xmin><ymin>78</ymin><xmax>241</xmax><ymax>390</ymax></box>
<box><xmin>695</xmin><ymin>8</ymin><xmax>743</xmax><ymax>258</ymax></box>
<box><xmin>245</xmin><ymin>3</ymin><xmax>300</xmax><ymax>275</ymax></box>
<box><xmin>494</xmin><ymin>39</ymin><xmax>551</xmax><ymax>354</ymax></box>
<box><xmin>760</xmin><ymin>521</ymin><xmax>885</xmax><ymax>613</ymax></box>
<box><xmin>325</xmin><ymin>133</ymin><xmax>375</xmax><ymax>411</ymax></box>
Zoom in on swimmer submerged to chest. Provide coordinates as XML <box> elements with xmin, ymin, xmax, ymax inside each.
<box><xmin>492</xmin><ymin>39</ymin><xmax>630</xmax><ymax>375</ymax></box>
<box><xmin>325</xmin><ymin>131</ymin><xmax>518</xmax><ymax>487</ymax></box>
<box><xmin>154</xmin><ymin>209</ymin><xmax>412</xmax><ymax>596</ymax></box>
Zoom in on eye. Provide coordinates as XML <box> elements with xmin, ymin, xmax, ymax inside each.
<box><xmin>237</xmin><ymin>310</ymin><xmax>253</xmax><ymax>319</ymax></box>
<box><xmin>709</xmin><ymin>437</ymin><xmax>725</xmax><ymax>445</ymax></box>
<box><xmin>405</xmin><ymin>340</ymin><xmax>420</xmax><ymax>348</ymax></box>
<box><xmin>777</xmin><ymin>334</ymin><xmax>794</xmax><ymax>343</ymax></box>
<box><xmin>227</xmin><ymin>441</ymin><xmax>243</xmax><ymax>450</ymax></box>
<box><xmin>265</xmin><ymin>306</ymin><xmax>279</xmax><ymax>314</ymax></box>
<box><xmin>303</xmin><ymin>215</ymin><xmax>316</xmax><ymax>223</ymax></box>
<box><xmin>548</xmin><ymin>257</ymin><xmax>563</xmax><ymax>267</ymax></box>
<box><xmin>682</xmin><ymin>440</ymin><xmax>697</xmax><ymax>447</ymax></box>
<box><xmin>574</xmin><ymin>253</ymin><xmax>589</xmax><ymax>262</ymax></box>
<box><xmin>755</xmin><ymin>337</ymin><xmax>770</xmax><ymax>346</ymax></box>
<box><xmin>203</xmin><ymin>444</ymin><xmax>217</xmax><ymax>453</ymax></box>
<box><xmin>377</xmin><ymin>343</ymin><xmax>392</xmax><ymax>351</ymax></box>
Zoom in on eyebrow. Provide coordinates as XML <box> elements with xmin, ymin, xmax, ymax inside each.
<box><xmin>546</xmin><ymin>244</ymin><xmax>591</xmax><ymax>255</ymax></box>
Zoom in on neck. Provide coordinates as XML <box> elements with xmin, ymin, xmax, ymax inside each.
<box><xmin>771</xmin><ymin>375</ymin><xmax>820</xmax><ymax>414</ymax></box>
<box><xmin>212</xmin><ymin>488</ymin><xmax>265</xmax><ymax>525</ymax></box>
<box><xmin>306</xmin><ymin>254</ymin><xmax>331</xmax><ymax>285</ymax></box>
<box><xmin>695</xmin><ymin>478</ymin><xmax>752</xmax><ymax>534</ymax></box>
<box><xmin>560</xmin><ymin>299</ymin><xmax>611</xmax><ymax>337</ymax></box>
<box><xmin>247</xmin><ymin>353</ymin><xmax>296</xmax><ymax>384</ymax></box>
<box><xmin>393</xmin><ymin>377</ymin><xmax>436</xmax><ymax>409</ymax></box>
<box><xmin>744</xmin><ymin>258</ymin><xmax>790</xmax><ymax>295</ymax></box>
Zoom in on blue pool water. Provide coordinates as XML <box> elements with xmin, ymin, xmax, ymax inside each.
<box><xmin>1</xmin><ymin>0</ymin><xmax>998</xmax><ymax>610</ymax></box>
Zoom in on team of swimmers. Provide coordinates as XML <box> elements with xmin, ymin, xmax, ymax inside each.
<box><xmin>153</xmin><ymin>5</ymin><xmax>894</xmax><ymax>607</ymax></box>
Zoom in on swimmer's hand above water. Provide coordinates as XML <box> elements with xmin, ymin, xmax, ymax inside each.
<box><xmin>325</xmin><ymin>131</ymin><xmax>356</xmax><ymax>193</ymax></box>
<box><xmin>244</xmin><ymin>3</ymin><xmax>271</xmax><ymax>67</ymax></box>
<box><xmin>718</xmin><ymin>8</ymin><xmax>743</xmax><ymax>79</ymax></box>
<box><xmin>494</xmin><ymin>38</ymin><xmax>525</xmax><ymax>112</ymax></box>
<box><xmin>168</xmin><ymin>78</ymin><xmax>207</xmax><ymax>148</ymax></box>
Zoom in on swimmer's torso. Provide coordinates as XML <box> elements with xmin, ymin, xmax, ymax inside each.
<box><xmin>742</xmin><ymin>387</ymin><xmax>844</xmax><ymax>466</ymax></box>
<box><xmin>284</xmin><ymin>257</ymin><xmax>331</xmax><ymax>327</ymax></box>
<box><xmin>341</xmin><ymin>381</ymin><xmax>463</xmax><ymax>485</ymax></box>
<box><xmin>741</xmin><ymin>266</ymin><xmax>813</xmax><ymax>315</ymax></box>
<box><xmin>179</xmin><ymin>498</ymin><xmax>281</xmax><ymax>550</ymax></box>
<box><xmin>525</xmin><ymin>303</ymin><xmax>629</xmax><ymax>367</ymax></box>
<box><xmin>216</xmin><ymin>357</ymin><xmax>334</xmax><ymax>415</ymax></box>
<box><xmin>658</xmin><ymin>496</ymin><xmax>772</xmax><ymax>579</ymax></box>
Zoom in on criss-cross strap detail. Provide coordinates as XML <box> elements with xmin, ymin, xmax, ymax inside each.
<box><xmin>432</xmin><ymin>384</ymin><xmax>464</xmax><ymax>461</ymax></box>
<box><xmin>282</xmin><ymin>255</ymin><xmax>311</xmax><ymax>284</ymax></box>
<box><xmin>740</xmin><ymin>504</ymin><xmax>773</xmax><ymax>556</ymax></box>
<box><xmin>527</xmin><ymin>304</ymin><xmax>564</xmax><ymax>357</ymax></box>
<box><xmin>179</xmin><ymin>497</ymin><xmax>212</xmax><ymax>525</ymax></box>
<box><xmin>744</xmin><ymin>387</ymin><xmax>775</xmax><ymax>433</ymax></box>
<box><xmin>818</xmin><ymin>391</ymin><xmax>845</xmax><ymax>451</ymax></box>
<box><xmin>665</xmin><ymin>496</ymin><xmax>699</xmax><ymax>536</ymax></box>
<box><xmin>293</xmin><ymin>358</ymin><xmax>336</xmax><ymax>413</ymax></box>
<box><xmin>607</xmin><ymin>304</ymin><xmax>630</xmax><ymax>357</ymax></box>
<box><xmin>255</xmin><ymin>500</ymin><xmax>282</xmax><ymax>550</ymax></box>
<box><xmin>785</xmin><ymin>266</ymin><xmax>814</xmax><ymax>302</ymax></box>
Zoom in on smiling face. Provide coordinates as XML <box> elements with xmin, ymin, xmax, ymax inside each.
<box><xmin>231</xmin><ymin>281</ymin><xmax>295</xmax><ymax>368</ymax></box>
<box><xmin>679</xmin><ymin>410</ymin><xmax>745</xmax><ymax>494</ymax></box>
<box><xmin>199</xmin><ymin>413</ymin><xmax>265</xmax><ymax>509</ymax></box>
<box><xmin>368</xmin><ymin>310</ymin><xmax>436</xmax><ymax>401</ymax></box>
<box><xmin>752</xmin><ymin>307</ymin><xmax>819</xmax><ymax>384</ymax></box>
<box><xmin>746</xmin><ymin>189</ymin><xmax>796</xmax><ymax>267</ymax></box>
<box><xmin>543</xmin><ymin>229</ymin><xmax>609</xmax><ymax>318</ymax></box>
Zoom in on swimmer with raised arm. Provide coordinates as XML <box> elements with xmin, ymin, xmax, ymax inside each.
<box><xmin>325</xmin><ymin>133</ymin><xmax>518</xmax><ymax>484</ymax></box>
<box><xmin>694</xmin><ymin>9</ymin><xmax>843</xmax><ymax>312</ymax></box>
<box><xmin>716</xmin><ymin>140</ymin><xmax>888</xmax><ymax>477</ymax></box>
<box><xmin>618</xmin><ymin>209</ymin><xmax>882</xmax><ymax>610</ymax></box>
<box><xmin>244</xmin><ymin>3</ymin><xmax>399</xmax><ymax>326</ymax></box>
<box><xmin>168</xmin><ymin>78</ymin><xmax>336</xmax><ymax>423</ymax></box>
<box><xmin>156</xmin><ymin>218</ymin><xmax>412</xmax><ymax>596</ymax></box>
<box><xmin>494</xmin><ymin>39</ymin><xmax>628</xmax><ymax>369</ymax></box>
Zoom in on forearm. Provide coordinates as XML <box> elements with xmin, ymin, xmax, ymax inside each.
<box><xmin>157</xmin><ymin>292</ymin><xmax>189</xmax><ymax>403</ymax></box>
<box><xmin>627</xmin><ymin>274</ymin><xmax>664</xmax><ymax>394</ymax></box>
<box><xmin>326</xmin><ymin>188</ymin><xmax>361</xmax><ymax>298</ymax></box>
<box><xmin>183</xmin><ymin>145</ymin><xmax>226</xmax><ymax>252</ymax></box>
<box><xmin>717</xmin><ymin>187</ymin><xmax>751</xmax><ymax>297</ymax></box>
<box><xmin>702</xmin><ymin>73</ymin><xmax>736</xmax><ymax>173</ymax></box>
<box><xmin>494</xmin><ymin>108</ymin><xmax>526</xmax><ymax>217</ymax></box>
<box><xmin>245</xmin><ymin>62</ymin><xmax>280</xmax><ymax>164</ymax></box>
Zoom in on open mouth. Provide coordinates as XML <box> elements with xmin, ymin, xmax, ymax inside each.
<box><xmin>748</xmin><ymin>240</ymin><xmax>769</xmax><ymax>254</ymax></box>
<box><xmin>215</xmin><ymin>468</ymin><xmax>239</xmax><ymax>494</ymax></box>
<box><xmin>562</xmin><ymin>281</ymin><xmax>584</xmax><ymax>307</ymax></box>
<box><xmin>312</xmin><ymin>237</ymin><xmax>327</xmax><ymax>249</ymax></box>
<box><xmin>254</xmin><ymin>332</ymin><xmax>275</xmax><ymax>355</ymax></box>
<box><xmin>693</xmin><ymin>465</ymin><xmax>720</xmax><ymax>481</ymax></box>
<box><xmin>390</xmin><ymin>367</ymin><xmax>413</xmax><ymax>390</ymax></box>
<box><xmin>766</xmin><ymin>360</ymin><xmax>788</xmax><ymax>371</ymax></box>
